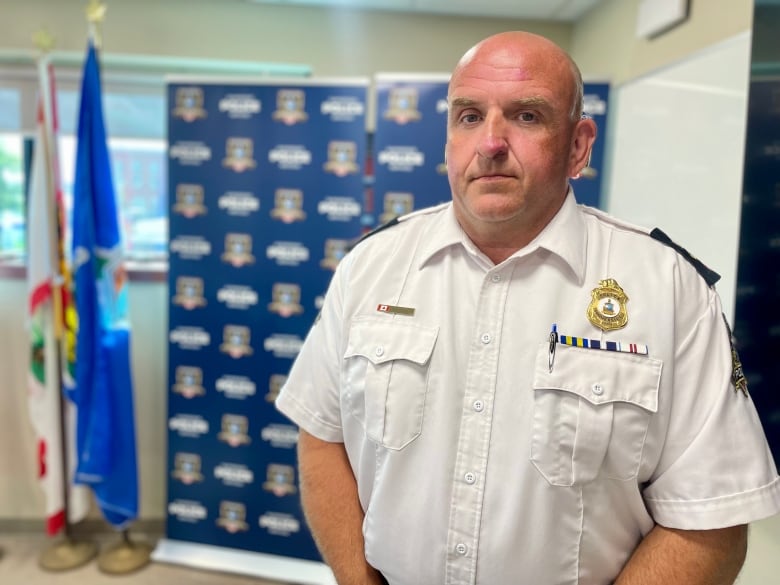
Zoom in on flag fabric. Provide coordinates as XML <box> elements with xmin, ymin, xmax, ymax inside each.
<box><xmin>27</xmin><ymin>54</ymin><xmax>90</xmax><ymax>536</ymax></box>
<box><xmin>70</xmin><ymin>39</ymin><xmax>138</xmax><ymax>529</ymax></box>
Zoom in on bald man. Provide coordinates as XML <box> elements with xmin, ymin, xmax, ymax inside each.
<box><xmin>276</xmin><ymin>32</ymin><xmax>780</xmax><ymax>585</ymax></box>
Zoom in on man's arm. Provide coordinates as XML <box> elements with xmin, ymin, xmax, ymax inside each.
<box><xmin>297</xmin><ymin>429</ymin><xmax>385</xmax><ymax>585</ymax></box>
<box><xmin>614</xmin><ymin>523</ymin><xmax>748</xmax><ymax>585</ymax></box>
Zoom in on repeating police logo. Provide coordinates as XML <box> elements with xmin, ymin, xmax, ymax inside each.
<box><xmin>380</xmin><ymin>192</ymin><xmax>414</xmax><ymax>223</ymax></box>
<box><xmin>217</xmin><ymin>501</ymin><xmax>249</xmax><ymax>533</ymax></box>
<box><xmin>384</xmin><ymin>87</ymin><xmax>422</xmax><ymax>124</ymax></box>
<box><xmin>172</xmin><ymin>366</ymin><xmax>205</xmax><ymax>398</ymax></box>
<box><xmin>258</xmin><ymin>512</ymin><xmax>300</xmax><ymax>536</ymax></box>
<box><xmin>270</xmin><ymin>188</ymin><xmax>306</xmax><ymax>223</ymax></box>
<box><xmin>169</xmin><ymin>326</ymin><xmax>211</xmax><ymax>351</ymax></box>
<box><xmin>263</xmin><ymin>334</ymin><xmax>304</xmax><ymax>359</ymax></box>
<box><xmin>172</xmin><ymin>452</ymin><xmax>203</xmax><ymax>485</ymax></box>
<box><xmin>221</xmin><ymin>233</ymin><xmax>255</xmax><ymax>267</ymax></box>
<box><xmin>168</xmin><ymin>414</ymin><xmax>209</xmax><ymax>438</ymax></box>
<box><xmin>214</xmin><ymin>463</ymin><xmax>254</xmax><ymax>487</ymax></box>
<box><xmin>320</xmin><ymin>238</ymin><xmax>349</xmax><ymax>271</ymax></box>
<box><xmin>266</xmin><ymin>374</ymin><xmax>287</xmax><ymax>403</ymax></box>
<box><xmin>172</xmin><ymin>87</ymin><xmax>207</xmax><ymax>122</ymax></box>
<box><xmin>218</xmin><ymin>191</ymin><xmax>259</xmax><ymax>217</ymax></box>
<box><xmin>324</xmin><ymin>140</ymin><xmax>359</xmax><ymax>177</ymax></box>
<box><xmin>261</xmin><ymin>423</ymin><xmax>299</xmax><ymax>449</ymax></box>
<box><xmin>222</xmin><ymin>137</ymin><xmax>257</xmax><ymax>172</ymax></box>
<box><xmin>220</xmin><ymin>325</ymin><xmax>253</xmax><ymax>358</ymax></box>
<box><xmin>219</xmin><ymin>93</ymin><xmax>261</xmax><ymax>119</ymax></box>
<box><xmin>216</xmin><ymin>375</ymin><xmax>256</xmax><ymax>400</ymax></box>
<box><xmin>268</xmin><ymin>283</ymin><xmax>304</xmax><ymax>318</ymax></box>
<box><xmin>218</xmin><ymin>414</ymin><xmax>251</xmax><ymax>447</ymax></box>
<box><xmin>168</xmin><ymin>499</ymin><xmax>207</xmax><ymax>523</ymax></box>
<box><xmin>173</xmin><ymin>184</ymin><xmax>207</xmax><ymax>218</ymax></box>
<box><xmin>170</xmin><ymin>235</ymin><xmax>212</xmax><ymax>260</ymax></box>
<box><xmin>262</xmin><ymin>464</ymin><xmax>297</xmax><ymax>497</ymax></box>
<box><xmin>172</xmin><ymin>276</ymin><xmax>206</xmax><ymax>310</ymax></box>
<box><xmin>272</xmin><ymin>89</ymin><xmax>308</xmax><ymax>125</ymax></box>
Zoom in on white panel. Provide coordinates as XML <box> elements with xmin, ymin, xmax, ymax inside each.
<box><xmin>636</xmin><ymin>0</ymin><xmax>689</xmax><ymax>38</ymax></box>
<box><xmin>152</xmin><ymin>538</ymin><xmax>337</xmax><ymax>585</ymax></box>
<box><xmin>604</xmin><ymin>33</ymin><xmax>751</xmax><ymax>321</ymax></box>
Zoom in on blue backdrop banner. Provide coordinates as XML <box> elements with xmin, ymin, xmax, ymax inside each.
<box><xmin>163</xmin><ymin>78</ymin><xmax>367</xmax><ymax>574</ymax></box>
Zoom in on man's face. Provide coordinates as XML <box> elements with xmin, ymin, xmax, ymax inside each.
<box><xmin>446</xmin><ymin>37</ymin><xmax>587</xmax><ymax>245</ymax></box>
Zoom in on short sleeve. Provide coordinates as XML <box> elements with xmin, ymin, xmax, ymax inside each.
<box><xmin>274</xmin><ymin>255</ymin><xmax>352</xmax><ymax>443</ymax></box>
<box><xmin>642</xmin><ymin>292</ymin><xmax>780</xmax><ymax>529</ymax></box>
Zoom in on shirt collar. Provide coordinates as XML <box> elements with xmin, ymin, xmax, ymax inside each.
<box><xmin>416</xmin><ymin>189</ymin><xmax>587</xmax><ymax>284</ymax></box>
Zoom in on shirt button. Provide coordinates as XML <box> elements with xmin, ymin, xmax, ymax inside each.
<box><xmin>592</xmin><ymin>383</ymin><xmax>604</xmax><ymax>396</ymax></box>
<box><xmin>481</xmin><ymin>333</ymin><xmax>492</xmax><ymax>344</ymax></box>
<box><xmin>473</xmin><ymin>400</ymin><xmax>484</xmax><ymax>412</ymax></box>
<box><xmin>491</xmin><ymin>274</ymin><xmax>501</xmax><ymax>283</ymax></box>
<box><xmin>455</xmin><ymin>543</ymin><xmax>468</xmax><ymax>555</ymax></box>
<box><xmin>464</xmin><ymin>472</ymin><xmax>476</xmax><ymax>484</ymax></box>
<box><xmin>375</xmin><ymin>346</ymin><xmax>384</xmax><ymax>357</ymax></box>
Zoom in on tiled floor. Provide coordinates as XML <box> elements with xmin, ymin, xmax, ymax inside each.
<box><xmin>0</xmin><ymin>532</ymin><xmax>292</xmax><ymax>585</ymax></box>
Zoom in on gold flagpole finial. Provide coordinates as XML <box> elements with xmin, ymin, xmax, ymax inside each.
<box><xmin>86</xmin><ymin>0</ymin><xmax>107</xmax><ymax>48</ymax></box>
<box><xmin>32</xmin><ymin>29</ymin><xmax>56</xmax><ymax>54</ymax></box>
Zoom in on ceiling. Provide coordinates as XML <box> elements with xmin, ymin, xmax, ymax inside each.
<box><xmin>247</xmin><ymin>0</ymin><xmax>605</xmax><ymax>21</ymax></box>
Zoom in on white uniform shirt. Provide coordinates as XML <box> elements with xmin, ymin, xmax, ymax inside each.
<box><xmin>276</xmin><ymin>192</ymin><xmax>780</xmax><ymax>585</ymax></box>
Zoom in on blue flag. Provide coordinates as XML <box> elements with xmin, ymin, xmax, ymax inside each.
<box><xmin>71</xmin><ymin>39</ymin><xmax>138</xmax><ymax>529</ymax></box>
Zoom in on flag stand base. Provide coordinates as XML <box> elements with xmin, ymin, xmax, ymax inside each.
<box><xmin>97</xmin><ymin>531</ymin><xmax>152</xmax><ymax>575</ymax></box>
<box><xmin>39</xmin><ymin>537</ymin><xmax>98</xmax><ymax>571</ymax></box>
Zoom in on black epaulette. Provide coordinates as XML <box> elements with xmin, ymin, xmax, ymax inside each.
<box><xmin>346</xmin><ymin>216</ymin><xmax>401</xmax><ymax>252</ymax></box>
<box><xmin>649</xmin><ymin>228</ymin><xmax>721</xmax><ymax>287</ymax></box>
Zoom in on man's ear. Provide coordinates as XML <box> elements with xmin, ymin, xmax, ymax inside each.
<box><xmin>568</xmin><ymin>117</ymin><xmax>597</xmax><ymax>179</ymax></box>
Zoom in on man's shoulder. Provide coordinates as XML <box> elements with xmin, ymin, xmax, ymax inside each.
<box><xmin>350</xmin><ymin>202</ymin><xmax>450</xmax><ymax>250</ymax></box>
<box><xmin>579</xmin><ymin>204</ymin><xmax>721</xmax><ymax>287</ymax></box>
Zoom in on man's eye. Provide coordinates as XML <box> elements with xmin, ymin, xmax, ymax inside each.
<box><xmin>459</xmin><ymin>113</ymin><xmax>481</xmax><ymax>124</ymax></box>
<box><xmin>518</xmin><ymin>112</ymin><xmax>537</xmax><ymax>122</ymax></box>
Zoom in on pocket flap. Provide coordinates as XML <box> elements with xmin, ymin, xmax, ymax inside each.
<box><xmin>345</xmin><ymin>317</ymin><xmax>439</xmax><ymax>366</ymax></box>
<box><xmin>533</xmin><ymin>342</ymin><xmax>662</xmax><ymax>412</ymax></box>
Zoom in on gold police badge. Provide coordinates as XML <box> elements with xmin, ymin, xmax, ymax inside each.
<box><xmin>172</xmin><ymin>87</ymin><xmax>207</xmax><ymax>122</ymax></box>
<box><xmin>217</xmin><ymin>501</ymin><xmax>249</xmax><ymax>533</ymax></box>
<box><xmin>266</xmin><ymin>374</ymin><xmax>287</xmax><ymax>403</ymax></box>
<box><xmin>223</xmin><ymin>137</ymin><xmax>256</xmax><ymax>172</ymax></box>
<box><xmin>587</xmin><ymin>278</ymin><xmax>629</xmax><ymax>331</ymax></box>
<box><xmin>272</xmin><ymin>89</ymin><xmax>308</xmax><ymax>125</ymax></box>
<box><xmin>383</xmin><ymin>87</ymin><xmax>422</xmax><ymax>124</ymax></box>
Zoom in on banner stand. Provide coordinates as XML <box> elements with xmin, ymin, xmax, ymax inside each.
<box><xmin>152</xmin><ymin>538</ymin><xmax>336</xmax><ymax>584</ymax></box>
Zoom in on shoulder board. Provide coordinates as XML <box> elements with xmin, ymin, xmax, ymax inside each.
<box><xmin>348</xmin><ymin>202</ymin><xmax>449</xmax><ymax>251</ymax></box>
<box><xmin>650</xmin><ymin>228</ymin><xmax>721</xmax><ymax>287</ymax></box>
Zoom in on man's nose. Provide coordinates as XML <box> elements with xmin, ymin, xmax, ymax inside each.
<box><xmin>477</xmin><ymin>114</ymin><xmax>508</xmax><ymax>159</ymax></box>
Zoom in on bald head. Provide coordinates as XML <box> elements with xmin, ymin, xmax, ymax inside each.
<box><xmin>450</xmin><ymin>32</ymin><xmax>584</xmax><ymax>122</ymax></box>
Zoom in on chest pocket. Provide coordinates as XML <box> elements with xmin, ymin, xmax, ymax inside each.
<box><xmin>530</xmin><ymin>343</ymin><xmax>662</xmax><ymax>486</ymax></box>
<box><xmin>343</xmin><ymin>317</ymin><xmax>439</xmax><ymax>450</ymax></box>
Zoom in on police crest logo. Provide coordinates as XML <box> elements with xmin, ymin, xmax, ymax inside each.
<box><xmin>272</xmin><ymin>89</ymin><xmax>308</xmax><ymax>125</ymax></box>
<box><xmin>220</xmin><ymin>325</ymin><xmax>254</xmax><ymax>358</ymax></box>
<box><xmin>323</xmin><ymin>140</ymin><xmax>359</xmax><ymax>177</ymax></box>
<box><xmin>172</xmin><ymin>87</ymin><xmax>207</xmax><ymax>122</ymax></box>
<box><xmin>383</xmin><ymin>87</ymin><xmax>422</xmax><ymax>124</ymax></box>
<box><xmin>270</xmin><ymin>188</ymin><xmax>306</xmax><ymax>223</ymax></box>
<box><xmin>172</xmin><ymin>452</ymin><xmax>203</xmax><ymax>484</ymax></box>
<box><xmin>268</xmin><ymin>283</ymin><xmax>304</xmax><ymax>318</ymax></box>
<box><xmin>266</xmin><ymin>374</ymin><xmax>287</xmax><ymax>403</ymax></box>
<box><xmin>587</xmin><ymin>278</ymin><xmax>629</xmax><ymax>331</ymax></box>
<box><xmin>263</xmin><ymin>464</ymin><xmax>297</xmax><ymax>497</ymax></box>
<box><xmin>222</xmin><ymin>137</ymin><xmax>257</xmax><ymax>172</ymax></box>
<box><xmin>172</xmin><ymin>276</ymin><xmax>206</xmax><ymax>310</ymax></box>
<box><xmin>218</xmin><ymin>414</ymin><xmax>251</xmax><ymax>447</ymax></box>
<box><xmin>173</xmin><ymin>183</ymin><xmax>207</xmax><ymax>218</ymax></box>
<box><xmin>172</xmin><ymin>366</ymin><xmax>205</xmax><ymax>398</ymax></box>
<box><xmin>221</xmin><ymin>233</ymin><xmax>255</xmax><ymax>267</ymax></box>
<box><xmin>320</xmin><ymin>238</ymin><xmax>349</xmax><ymax>271</ymax></box>
<box><xmin>217</xmin><ymin>501</ymin><xmax>249</xmax><ymax>533</ymax></box>
<box><xmin>380</xmin><ymin>192</ymin><xmax>414</xmax><ymax>223</ymax></box>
